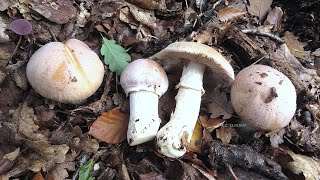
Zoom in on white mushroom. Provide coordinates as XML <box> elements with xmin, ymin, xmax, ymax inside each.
<box><xmin>26</xmin><ymin>39</ymin><xmax>105</xmax><ymax>104</ymax></box>
<box><xmin>120</xmin><ymin>59</ymin><xmax>169</xmax><ymax>146</ymax></box>
<box><xmin>151</xmin><ymin>42</ymin><xmax>234</xmax><ymax>158</ymax></box>
<box><xmin>231</xmin><ymin>64</ymin><xmax>297</xmax><ymax>131</ymax></box>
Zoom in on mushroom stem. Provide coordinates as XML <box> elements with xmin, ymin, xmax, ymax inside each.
<box><xmin>128</xmin><ymin>90</ymin><xmax>161</xmax><ymax>146</ymax></box>
<box><xmin>156</xmin><ymin>61</ymin><xmax>206</xmax><ymax>158</ymax></box>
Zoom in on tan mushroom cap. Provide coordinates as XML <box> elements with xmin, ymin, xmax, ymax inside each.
<box><xmin>26</xmin><ymin>39</ymin><xmax>104</xmax><ymax>104</ymax></box>
<box><xmin>151</xmin><ymin>42</ymin><xmax>235</xmax><ymax>83</ymax></box>
<box><xmin>120</xmin><ymin>59</ymin><xmax>169</xmax><ymax>96</ymax></box>
<box><xmin>231</xmin><ymin>65</ymin><xmax>297</xmax><ymax>131</ymax></box>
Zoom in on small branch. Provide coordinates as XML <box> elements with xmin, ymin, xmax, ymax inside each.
<box><xmin>224</xmin><ymin>163</ymin><xmax>239</xmax><ymax>180</ymax></box>
<box><xmin>241</xmin><ymin>29</ymin><xmax>284</xmax><ymax>43</ymax></box>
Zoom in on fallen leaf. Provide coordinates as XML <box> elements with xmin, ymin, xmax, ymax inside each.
<box><xmin>247</xmin><ymin>0</ymin><xmax>272</xmax><ymax>21</ymax></box>
<box><xmin>79</xmin><ymin>160</ymin><xmax>94</xmax><ymax>180</ymax></box>
<box><xmin>15</xmin><ymin>102</ymin><xmax>48</xmax><ymax>141</ymax></box>
<box><xmin>216</xmin><ymin>127</ymin><xmax>237</xmax><ymax>144</ymax></box>
<box><xmin>198</xmin><ymin>115</ymin><xmax>225</xmax><ymax>133</ymax></box>
<box><xmin>285</xmin><ymin>151</ymin><xmax>320</xmax><ymax>179</ymax></box>
<box><xmin>192</xmin><ymin>29</ymin><xmax>214</xmax><ymax>44</ymax></box>
<box><xmin>188</xmin><ymin>120</ymin><xmax>203</xmax><ymax>153</ymax></box>
<box><xmin>50</xmin><ymin>124</ymin><xmax>99</xmax><ymax>153</ymax></box>
<box><xmin>100</xmin><ymin>37</ymin><xmax>131</xmax><ymax>75</ymax></box>
<box><xmin>88</xmin><ymin>107</ymin><xmax>129</xmax><ymax>144</ymax></box>
<box><xmin>205</xmin><ymin>87</ymin><xmax>234</xmax><ymax>119</ymax></box>
<box><xmin>32</xmin><ymin>171</ymin><xmax>44</xmax><ymax>180</ymax></box>
<box><xmin>218</xmin><ymin>6</ymin><xmax>246</xmax><ymax>22</ymax></box>
<box><xmin>0</xmin><ymin>147</ymin><xmax>20</xmax><ymax>174</ymax></box>
<box><xmin>263</xmin><ymin>6</ymin><xmax>283</xmax><ymax>31</ymax></box>
<box><xmin>283</xmin><ymin>31</ymin><xmax>311</xmax><ymax>61</ymax></box>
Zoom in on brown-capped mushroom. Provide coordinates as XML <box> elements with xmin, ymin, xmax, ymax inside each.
<box><xmin>120</xmin><ymin>59</ymin><xmax>169</xmax><ymax>146</ymax></box>
<box><xmin>151</xmin><ymin>42</ymin><xmax>234</xmax><ymax>158</ymax></box>
<box><xmin>26</xmin><ymin>39</ymin><xmax>104</xmax><ymax>104</ymax></box>
<box><xmin>231</xmin><ymin>64</ymin><xmax>297</xmax><ymax>131</ymax></box>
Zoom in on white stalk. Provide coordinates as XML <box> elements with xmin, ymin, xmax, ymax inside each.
<box><xmin>156</xmin><ymin>61</ymin><xmax>206</xmax><ymax>158</ymax></box>
<box><xmin>127</xmin><ymin>90</ymin><xmax>161</xmax><ymax>146</ymax></box>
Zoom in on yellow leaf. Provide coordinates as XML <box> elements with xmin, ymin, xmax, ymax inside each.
<box><xmin>188</xmin><ymin>120</ymin><xmax>203</xmax><ymax>153</ymax></box>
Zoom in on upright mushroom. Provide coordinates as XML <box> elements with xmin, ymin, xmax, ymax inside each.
<box><xmin>151</xmin><ymin>42</ymin><xmax>234</xmax><ymax>158</ymax></box>
<box><xmin>120</xmin><ymin>59</ymin><xmax>169</xmax><ymax>146</ymax></box>
<box><xmin>231</xmin><ymin>65</ymin><xmax>296</xmax><ymax>131</ymax></box>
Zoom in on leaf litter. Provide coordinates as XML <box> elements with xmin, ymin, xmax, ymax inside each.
<box><xmin>0</xmin><ymin>0</ymin><xmax>320</xmax><ymax>179</ymax></box>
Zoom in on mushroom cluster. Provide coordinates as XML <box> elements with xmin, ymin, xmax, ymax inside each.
<box><xmin>26</xmin><ymin>39</ymin><xmax>105</xmax><ymax>104</ymax></box>
<box><xmin>120</xmin><ymin>59</ymin><xmax>169</xmax><ymax>146</ymax></box>
<box><xmin>151</xmin><ymin>42</ymin><xmax>234</xmax><ymax>158</ymax></box>
<box><xmin>231</xmin><ymin>65</ymin><xmax>297</xmax><ymax>131</ymax></box>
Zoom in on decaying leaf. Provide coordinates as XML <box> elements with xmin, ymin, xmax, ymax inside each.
<box><xmin>0</xmin><ymin>147</ymin><xmax>20</xmax><ymax>174</ymax></box>
<box><xmin>285</xmin><ymin>151</ymin><xmax>320</xmax><ymax>179</ymax></box>
<box><xmin>216</xmin><ymin>127</ymin><xmax>237</xmax><ymax>144</ymax></box>
<box><xmin>88</xmin><ymin>107</ymin><xmax>129</xmax><ymax>144</ymax></box>
<box><xmin>188</xmin><ymin>120</ymin><xmax>203</xmax><ymax>153</ymax></box>
<box><xmin>32</xmin><ymin>171</ymin><xmax>44</xmax><ymax>180</ymax></box>
<box><xmin>264</xmin><ymin>6</ymin><xmax>283</xmax><ymax>31</ymax></box>
<box><xmin>218</xmin><ymin>6</ymin><xmax>246</xmax><ymax>22</ymax></box>
<box><xmin>192</xmin><ymin>29</ymin><xmax>214</xmax><ymax>44</ymax></box>
<box><xmin>265</xmin><ymin>128</ymin><xmax>286</xmax><ymax>148</ymax></box>
<box><xmin>205</xmin><ymin>87</ymin><xmax>234</xmax><ymax>119</ymax></box>
<box><xmin>283</xmin><ymin>31</ymin><xmax>311</xmax><ymax>61</ymax></box>
<box><xmin>247</xmin><ymin>0</ymin><xmax>272</xmax><ymax>21</ymax></box>
<box><xmin>15</xmin><ymin>102</ymin><xmax>48</xmax><ymax>141</ymax></box>
<box><xmin>198</xmin><ymin>115</ymin><xmax>225</xmax><ymax>133</ymax></box>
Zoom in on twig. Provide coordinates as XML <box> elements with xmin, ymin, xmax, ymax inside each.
<box><xmin>43</xmin><ymin>22</ymin><xmax>58</xmax><ymax>42</ymax></box>
<box><xmin>241</xmin><ymin>29</ymin><xmax>284</xmax><ymax>43</ymax></box>
<box><xmin>11</xmin><ymin>35</ymin><xmax>22</xmax><ymax>59</ymax></box>
<box><xmin>225</xmin><ymin>163</ymin><xmax>239</xmax><ymax>180</ymax></box>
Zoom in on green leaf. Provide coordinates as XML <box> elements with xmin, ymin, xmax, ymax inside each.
<box><xmin>100</xmin><ymin>37</ymin><xmax>131</xmax><ymax>75</ymax></box>
<box><xmin>79</xmin><ymin>160</ymin><xmax>94</xmax><ymax>180</ymax></box>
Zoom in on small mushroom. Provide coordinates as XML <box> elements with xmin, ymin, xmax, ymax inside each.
<box><xmin>231</xmin><ymin>64</ymin><xmax>296</xmax><ymax>131</ymax></box>
<box><xmin>151</xmin><ymin>42</ymin><xmax>234</xmax><ymax>158</ymax></box>
<box><xmin>26</xmin><ymin>39</ymin><xmax>105</xmax><ymax>104</ymax></box>
<box><xmin>120</xmin><ymin>59</ymin><xmax>169</xmax><ymax>146</ymax></box>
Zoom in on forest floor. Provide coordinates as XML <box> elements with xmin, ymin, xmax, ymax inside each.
<box><xmin>0</xmin><ymin>0</ymin><xmax>319</xmax><ymax>179</ymax></box>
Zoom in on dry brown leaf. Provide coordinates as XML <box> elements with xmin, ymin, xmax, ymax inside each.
<box><xmin>188</xmin><ymin>120</ymin><xmax>203</xmax><ymax>153</ymax></box>
<box><xmin>192</xmin><ymin>30</ymin><xmax>214</xmax><ymax>44</ymax></box>
<box><xmin>88</xmin><ymin>107</ymin><xmax>129</xmax><ymax>144</ymax></box>
<box><xmin>15</xmin><ymin>103</ymin><xmax>48</xmax><ymax>141</ymax></box>
<box><xmin>205</xmin><ymin>87</ymin><xmax>234</xmax><ymax>119</ymax></box>
<box><xmin>198</xmin><ymin>115</ymin><xmax>225</xmax><ymax>133</ymax></box>
<box><xmin>218</xmin><ymin>6</ymin><xmax>246</xmax><ymax>22</ymax></box>
<box><xmin>283</xmin><ymin>31</ymin><xmax>311</xmax><ymax>61</ymax></box>
<box><xmin>32</xmin><ymin>171</ymin><xmax>44</xmax><ymax>180</ymax></box>
<box><xmin>247</xmin><ymin>0</ymin><xmax>272</xmax><ymax>21</ymax></box>
<box><xmin>285</xmin><ymin>151</ymin><xmax>320</xmax><ymax>179</ymax></box>
<box><xmin>47</xmin><ymin>154</ymin><xmax>76</xmax><ymax>180</ymax></box>
<box><xmin>216</xmin><ymin>127</ymin><xmax>237</xmax><ymax>144</ymax></box>
<box><xmin>264</xmin><ymin>6</ymin><xmax>283</xmax><ymax>31</ymax></box>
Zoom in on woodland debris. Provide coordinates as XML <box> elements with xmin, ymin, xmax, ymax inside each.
<box><xmin>205</xmin><ymin>140</ymin><xmax>288</xmax><ymax>180</ymax></box>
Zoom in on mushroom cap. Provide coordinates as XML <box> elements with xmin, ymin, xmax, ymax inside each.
<box><xmin>120</xmin><ymin>59</ymin><xmax>169</xmax><ymax>96</ymax></box>
<box><xmin>231</xmin><ymin>65</ymin><xmax>297</xmax><ymax>131</ymax></box>
<box><xmin>150</xmin><ymin>42</ymin><xmax>235</xmax><ymax>83</ymax></box>
<box><xmin>26</xmin><ymin>38</ymin><xmax>105</xmax><ymax>104</ymax></box>
<box><xmin>10</xmin><ymin>19</ymin><xmax>32</xmax><ymax>35</ymax></box>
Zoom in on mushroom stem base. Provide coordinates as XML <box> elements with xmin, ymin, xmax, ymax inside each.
<box><xmin>156</xmin><ymin>61</ymin><xmax>205</xmax><ymax>158</ymax></box>
<box><xmin>128</xmin><ymin>91</ymin><xmax>160</xmax><ymax>146</ymax></box>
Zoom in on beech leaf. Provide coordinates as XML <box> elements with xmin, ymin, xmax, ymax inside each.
<box><xmin>100</xmin><ymin>37</ymin><xmax>131</xmax><ymax>75</ymax></box>
<box><xmin>79</xmin><ymin>160</ymin><xmax>94</xmax><ymax>180</ymax></box>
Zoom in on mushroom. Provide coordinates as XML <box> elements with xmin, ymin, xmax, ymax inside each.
<box><xmin>120</xmin><ymin>59</ymin><xmax>169</xmax><ymax>146</ymax></box>
<box><xmin>26</xmin><ymin>38</ymin><xmax>105</xmax><ymax>104</ymax></box>
<box><xmin>231</xmin><ymin>64</ymin><xmax>296</xmax><ymax>131</ymax></box>
<box><xmin>151</xmin><ymin>42</ymin><xmax>234</xmax><ymax>158</ymax></box>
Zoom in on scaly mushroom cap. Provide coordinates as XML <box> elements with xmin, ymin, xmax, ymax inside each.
<box><xmin>120</xmin><ymin>59</ymin><xmax>169</xmax><ymax>96</ymax></box>
<box><xmin>26</xmin><ymin>39</ymin><xmax>105</xmax><ymax>104</ymax></box>
<box><xmin>151</xmin><ymin>42</ymin><xmax>235</xmax><ymax>83</ymax></box>
<box><xmin>231</xmin><ymin>65</ymin><xmax>297</xmax><ymax>131</ymax></box>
